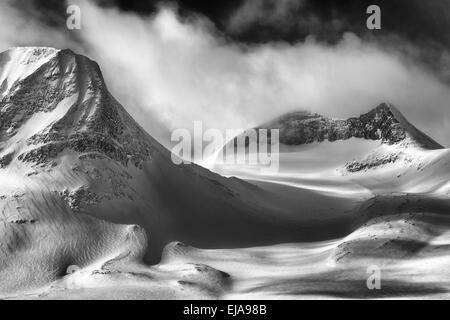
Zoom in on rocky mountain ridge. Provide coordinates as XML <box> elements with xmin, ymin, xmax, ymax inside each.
<box><xmin>255</xmin><ymin>103</ymin><xmax>443</xmax><ymax>150</ymax></box>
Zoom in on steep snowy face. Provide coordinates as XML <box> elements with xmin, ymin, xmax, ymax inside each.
<box><xmin>0</xmin><ymin>47</ymin><xmax>157</xmax><ymax>170</ymax></box>
<box><xmin>257</xmin><ymin>103</ymin><xmax>443</xmax><ymax>150</ymax></box>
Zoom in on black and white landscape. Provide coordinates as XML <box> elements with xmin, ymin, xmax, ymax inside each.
<box><xmin>0</xmin><ymin>1</ymin><xmax>450</xmax><ymax>300</ymax></box>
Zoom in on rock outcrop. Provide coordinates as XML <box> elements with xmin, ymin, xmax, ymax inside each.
<box><xmin>252</xmin><ymin>103</ymin><xmax>443</xmax><ymax>150</ymax></box>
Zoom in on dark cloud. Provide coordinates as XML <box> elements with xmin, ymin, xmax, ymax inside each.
<box><xmin>19</xmin><ymin>0</ymin><xmax>450</xmax><ymax>48</ymax></box>
<box><xmin>25</xmin><ymin>0</ymin><xmax>450</xmax><ymax>81</ymax></box>
<box><xmin>75</xmin><ymin>0</ymin><xmax>450</xmax><ymax>50</ymax></box>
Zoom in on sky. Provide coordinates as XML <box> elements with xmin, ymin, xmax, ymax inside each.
<box><xmin>0</xmin><ymin>0</ymin><xmax>449</xmax><ymax>147</ymax></box>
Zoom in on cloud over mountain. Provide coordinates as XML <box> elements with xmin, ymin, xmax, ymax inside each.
<box><xmin>0</xmin><ymin>0</ymin><xmax>448</xmax><ymax>147</ymax></box>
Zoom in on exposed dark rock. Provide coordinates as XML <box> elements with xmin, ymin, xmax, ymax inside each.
<box><xmin>345</xmin><ymin>152</ymin><xmax>402</xmax><ymax>172</ymax></box>
<box><xmin>0</xmin><ymin>151</ymin><xmax>14</xmax><ymax>168</ymax></box>
<box><xmin>60</xmin><ymin>186</ymin><xmax>99</xmax><ymax>212</ymax></box>
<box><xmin>9</xmin><ymin>219</ymin><xmax>36</xmax><ymax>224</ymax></box>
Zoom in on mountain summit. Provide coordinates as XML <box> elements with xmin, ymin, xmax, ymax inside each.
<box><xmin>0</xmin><ymin>47</ymin><xmax>160</xmax><ymax>169</ymax></box>
<box><xmin>257</xmin><ymin>103</ymin><xmax>443</xmax><ymax>150</ymax></box>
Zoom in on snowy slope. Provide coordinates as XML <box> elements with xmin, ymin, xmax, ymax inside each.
<box><xmin>197</xmin><ymin>106</ymin><xmax>450</xmax><ymax>299</ymax></box>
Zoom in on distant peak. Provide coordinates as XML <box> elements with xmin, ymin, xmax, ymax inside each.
<box><xmin>376</xmin><ymin>102</ymin><xmax>395</xmax><ymax>110</ymax></box>
<box><xmin>369</xmin><ymin>102</ymin><xmax>401</xmax><ymax>118</ymax></box>
<box><xmin>256</xmin><ymin>103</ymin><xmax>443</xmax><ymax>150</ymax></box>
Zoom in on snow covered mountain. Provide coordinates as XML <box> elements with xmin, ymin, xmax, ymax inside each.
<box><xmin>0</xmin><ymin>47</ymin><xmax>162</xmax><ymax>294</ymax></box>
<box><xmin>0</xmin><ymin>47</ymin><xmax>341</xmax><ymax>296</ymax></box>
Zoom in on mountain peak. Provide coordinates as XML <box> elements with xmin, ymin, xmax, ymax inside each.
<box><xmin>256</xmin><ymin>103</ymin><xmax>443</xmax><ymax>150</ymax></box>
<box><xmin>0</xmin><ymin>47</ymin><xmax>159</xmax><ymax>169</ymax></box>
